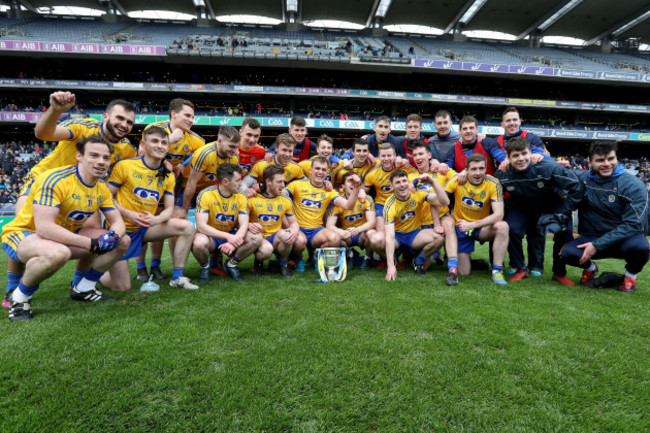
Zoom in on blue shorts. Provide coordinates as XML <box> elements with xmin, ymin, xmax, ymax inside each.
<box><xmin>350</xmin><ymin>232</ymin><xmax>362</xmax><ymax>247</ymax></box>
<box><xmin>456</xmin><ymin>226</ymin><xmax>482</xmax><ymax>254</ymax></box>
<box><xmin>175</xmin><ymin>189</ymin><xmax>198</xmax><ymax>208</ymax></box>
<box><xmin>421</xmin><ymin>224</ymin><xmax>433</xmax><ymax>229</ymax></box>
<box><xmin>395</xmin><ymin>229</ymin><xmax>421</xmax><ymax>252</ymax></box>
<box><xmin>121</xmin><ymin>227</ymin><xmax>149</xmax><ymax>261</ymax></box>
<box><xmin>264</xmin><ymin>232</ymin><xmax>277</xmax><ymax>246</ymax></box>
<box><xmin>374</xmin><ymin>203</ymin><xmax>384</xmax><ymax>217</ymax></box>
<box><xmin>301</xmin><ymin>227</ymin><xmax>324</xmax><ymax>247</ymax></box>
<box><xmin>2</xmin><ymin>230</ymin><xmax>35</xmax><ymax>264</ymax></box>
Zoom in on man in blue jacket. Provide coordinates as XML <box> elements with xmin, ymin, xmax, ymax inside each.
<box><xmin>496</xmin><ymin>136</ymin><xmax>581</xmax><ymax>282</ymax></box>
<box><xmin>557</xmin><ymin>141</ymin><xmax>649</xmax><ymax>292</ymax></box>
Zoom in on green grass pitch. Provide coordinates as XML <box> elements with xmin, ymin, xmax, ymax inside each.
<box><xmin>1</xmin><ymin>239</ymin><xmax>649</xmax><ymax>432</ymax></box>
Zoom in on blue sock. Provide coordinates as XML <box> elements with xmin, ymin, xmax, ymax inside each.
<box><xmin>414</xmin><ymin>253</ymin><xmax>427</xmax><ymax>266</ymax></box>
<box><xmin>136</xmin><ymin>260</ymin><xmax>146</xmax><ymax>271</ymax></box>
<box><xmin>17</xmin><ymin>279</ymin><xmax>39</xmax><ymax>297</ymax></box>
<box><xmin>492</xmin><ymin>264</ymin><xmax>504</xmax><ymax>273</ymax></box>
<box><xmin>279</xmin><ymin>260</ymin><xmax>288</xmax><ymax>266</ymax></box>
<box><xmin>172</xmin><ymin>267</ymin><xmax>184</xmax><ymax>280</ymax></box>
<box><xmin>227</xmin><ymin>257</ymin><xmax>241</xmax><ymax>267</ymax></box>
<box><xmin>209</xmin><ymin>258</ymin><xmax>220</xmax><ymax>268</ymax></box>
<box><xmin>447</xmin><ymin>257</ymin><xmax>458</xmax><ymax>271</ymax></box>
<box><xmin>83</xmin><ymin>267</ymin><xmax>104</xmax><ymax>283</ymax></box>
<box><xmin>6</xmin><ymin>271</ymin><xmax>21</xmax><ymax>293</ymax></box>
<box><xmin>72</xmin><ymin>268</ymin><xmax>85</xmax><ymax>287</ymax></box>
<box><xmin>151</xmin><ymin>258</ymin><xmax>161</xmax><ymax>268</ymax></box>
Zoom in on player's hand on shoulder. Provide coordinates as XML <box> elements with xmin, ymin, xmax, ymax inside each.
<box><xmin>50</xmin><ymin>91</ymin><xmax>76</xmax><ymax>112</ymax></box>
<box><xmin>531</xmin><ymin>153</ymin><xmax>544</xmax><ymax>165</ymax></box>
<box><xmin>324</xmin><ymin>181</ymin><xmax>333</xmax><ymax>192</ymax></box>
<box><xmin>556</xmin><ymin>159</ymin><xmax>571</xmax><ymax>168</ymax></box>
<box><xmin>264</xmin><ymin>152</ymin><xmax>274</xmax><ymax>163</ymax></box>
<box><xmin>498</xmin><ymin>159</ymin><xmax>510</xmax><ymax>172</ymax></box>
<box><xmin>169</xmin><ymin>128</ymin><xmax>184</xmax><ymax>144</ymax></box>
<box><xmin>438</xmin><ymin>163</ymin><xmax>450</xmax><ymax>175</ymax></box>
<box><xmin>457</xmin><ymin>169</ymin><xmax>468</xmax><ymax>185</ymax></box>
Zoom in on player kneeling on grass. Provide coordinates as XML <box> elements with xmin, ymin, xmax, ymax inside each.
<box><xmin>326</xmin><ymin>170</ymin><xmax>376</xmax><ymax>270</ymax></box>
<box><xmin>248</xmin><ymin>164</ymin><xmax>300</xmax><ymax>278</ymax></box>
<box><xmin>1</xmin><ymin>135</ymin><xmax>130</xmax><ymax>321</ymax></box>
<box><xmin>443</xmin><ymin>153</ymin><xmax>509</xmax><ymax>284</ymax></box>
<box><xmin>100</xmin><ymin>126</ymin><xmax>198</xmax><ymax>291</ymax></box>
<box><xmin>192</xmin><ymin>163</ymin><xmax>262</xmax><ymax>282</ymax></box>
<box><xmin>283</xmin><ymin>157</ymin><xmax>362</xmax><ymax>270</ymax></box>
<box><xmin>383</xmin><ymin>170</ymin><xmax>448</xmax><ymax>281</ymax></box>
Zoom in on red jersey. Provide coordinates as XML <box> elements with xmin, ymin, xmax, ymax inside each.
<box><xmin>238</xmin><ymin>144</ymin><xmax>266</xmax><ymax>175</ymax></box>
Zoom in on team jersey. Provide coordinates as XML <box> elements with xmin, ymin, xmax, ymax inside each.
<box><xmin>248</xmin><ymin>157</ymin><xmax>304</xmax><ymax>184</ymax></box>
<box><xmin>364</xmin><ymin>165</ymin><xmax>411</xmax><ymax>206</ymax></box>
<box><xmin>384</xmin><ymin>190</ymin><xmax>431</xmax><ymax>233</ymax></box>
<box><xmin>196</xmin><ymin>186</ymin><xmax>248</xmax><ymax>233</ymax></box>
<box><xmin>107</xmin><ymin>157</ymin><xmax>175</xmax><ymax>233</ymax></box>
<box><xmin>29</xmin><ymin>118</ymin><xmax>136</xmax><ymax>179</ymax></box>
<box><xmin>444</xmin><ymin>174</ymin><xmax>502</xmax><ymax>222</ymax></box>
<box><xmin>284</xmin><ymin>179</ymin><xmax>341</xmax><ymax>229</ymax></box>
<box><xmin>333</xmin><ymin>159</ymin><xmax>378</xmax><ymax>186</ymax></box>
<box><xmin>238</xmin><ymin>144</ymin><xmax>266</xmax><ymax>175</ymax></box>
<box><xmin>408</xmin><ymin>168</ymin><xmax>456</xmax><ymax>222</ymax></box>
<box><xmin>182</xmin><ymin>143</ymin><xmax>239</xmax><ymax>190</ymax></box>
<box><xmin>331</xmin><ymin>196</ymin><xmax>374</xmax><ymax>230</ymax></box>
<box><xmin>144</xmin><ymin>121</ymin><xmax>204</xmax><ymax>169</ymax></box>
<box><xmin>248</xmin><ymin>193</ymin><xmax>294</xmax><ymax>238</ymax></box>
<box><xmin>2</xmin><ymin>165</ymin><xmax>115</xmax><ymax>240</ymax></box>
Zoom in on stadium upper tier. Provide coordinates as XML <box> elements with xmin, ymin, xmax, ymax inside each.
<box><xmin>1</xmin><ymin>16</ymin><xmax>649</xmax><ymax>74</ymax></box>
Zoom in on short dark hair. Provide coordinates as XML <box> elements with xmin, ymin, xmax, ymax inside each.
<box><xmin>218</xmin><ymin>125</ymin><xmax>240</xmax><ymax>143</ymax></box>
<box><xmin>466</xmin><ymin>153</ymin><xmax>487</xmax><ymax>169</ymax></box>
<box><xmin>352</xmin><ymin>138</ymin><xmax>369</xmax><ymax>152</ymax></box>
<box><xmin>311</xmin><ymin>156</ymin><xmax>329</xmax><ymax>168</ymax></box>
<box><xmin>406</xmin><ymin>113</ymin><xmax>422</xmax><ymax>125</ymax></box>
<box><xmin>375</xmin><ymin>115</ymin><xmax>391</xmax><ymax>124</ymax></box>
<box><xmin>502</xmin><ymin>106</ymin><xmax>519</xmax><ymax>118</ymax></box>
<box><xmin>389</xmin><ymin>169</ymin><xmax>409</xmax><ymax>183</ymax></box>
<box><xmin>143</xmin><ymin>125</ymin><xmax>169</xmax><ymax>141</ymax></box>
<box><xmin>318</xmin><ymin>134</ymin><xmax>333</xmax><ymax>147</ymax></box>
<box><xmin>169</xmin><ymin>98</ymin><xmax>194</xmax><ymax>116</ymax></box>
<box><xmin>589</xmin><ymin>141</ymin><xmax>618</xmax><ymax>160</ymax></box>
<box><xmin>340</xmin><ymin>170</ymin><xmax>357</xmax><ymax>184</ymax></box>
<box><xmin>106</xmin><ymin>99</ymin><xmax>134</xmax><ymax>115</ymax></box>
<box><xmin>260</xmin><ymin>164</ymin><xmax>284</xmax><ymax>193</ymax></box>
<box><xmin>241</xmin><ymin>117</ymin><xmax>261</xmax><ymax>130</ymax></box>
<box><xmin>216</xmin><ymin>163</ymin><xmax>242</xmax><ymax>183</ymax></box>
<box><xmin>290</xmin><ymin>116</ymin><xmax>306</xmax><ymax>128</ymax></box>
<box><xmin>276</xmin><ymin>133</ymin><xmax>296</xmax><ymax>149</ymax></box>
<box><xmin>460</xmin><ymin>115</ymin><xmax>478</xmax><ymax>128</ymax></box>
<box><xmin>505</xmin><ymin>136</ymin><xmax>530</xmax><ymax>156</ymax></box>
<box><xmin>76</xmin><ymin>134</ymin><xmax>113</xmax><ymax>155</ymax></box>
<box><xmin>412</xmin><ymin>140</ymin><xmax>430</xmax><ymax>153</ymax></box>
<box><xmin>434</xmin><ymin>110</ymin><xmax>451</xmax><ymax>120</ymax></box>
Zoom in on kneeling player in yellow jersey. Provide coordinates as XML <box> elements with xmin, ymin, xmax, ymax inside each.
<box><xmin>1</xmin><ymin>135</ymin><xmax>131</xmax><ymax>321</ymax></box>
<box><xmin>383</xmin><ymin>170</ymin><xmax>448</xmax><ymax>281</ymax></box>
<box><xmin>248</xmin><ymin>165</ymin><xmax>301</xmax><ymax>278</ymax></box>
<box><xmin>283</xmin><ymin>156</ymin><xmax>362</xmax><ymax>271</ymax></box>
<box><xmin>137</xmin><ymin>98</ymin><xmax>205</xmax><ymax>282</ymax></box>
<box><xmin>409</xmin><ymin>141</ymin><xmax>459</xmax><ymax>285</ymax></box>
<box><xmin>192</xmin><ymin>164</ymin><xmax>262</xmax><ymax>282</ymax></box>
<box><xmin>443</xmin><ymin>153</ymin><xmax>509</xmax><ymax>285</ymax></box>
<box><xmin>242</xmin><ymin>133</ymin><xmax>305</xmax><ymax>197</ymax></box>
<box><xmin>326</xmin><ymin>170</ymin><xmax>376</xmax><ymax>270</ymax></box>
<box><xmin>100</xmin><ymin>126</ymin><xmax>198</xmax><ymax>291</ymax></box>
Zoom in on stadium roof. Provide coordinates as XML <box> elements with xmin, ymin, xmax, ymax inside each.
<box><xmin>12</xmin><ymin>0</ymin><xmax>650</xmax><ymax>44</ymax></box>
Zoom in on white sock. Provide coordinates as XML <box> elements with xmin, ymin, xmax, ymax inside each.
<box><xmin>586</xmin><ymin>262</ymin><xmax>597</xmax><ymax>272</ymax></box>
<box><xmin>12</xmin><ymin>289</ymin><xmax>30</xmax><ymax>303</ymax></box>
<box><xmin>624</xmin><ymin>271</ymin><xmax>638</xmax><ymax>280</ymax></box>
<box><xmin>75</xmin><ymin>278</ymin><xmax>96</xmax><ymax>292</ymax></box>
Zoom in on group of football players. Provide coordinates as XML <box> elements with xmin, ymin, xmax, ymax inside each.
<box><xmin>3</xmin><ymin>92</ymin><xmax>648</xmax><ymax>321</ymax></box>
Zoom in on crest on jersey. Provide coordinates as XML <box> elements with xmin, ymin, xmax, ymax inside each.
<box><xmin>98</xmin><ymin>196</ymin><xmax>103</xmax><ymax>205</ymax></box>
<box><xmin>537</xmin><ymin>181</ymin><xmax>544</xmax><ymax>188</ymax></box>
<box><xmin>608</xmin><ymin>194</ymin><xmax>615</xmax><ymax>202</ymax></box>
<box><xmin>321</xmin><ymin>193</ymin><xmax>326</xmax><ymax>199</ymax></box>
<box><xmin>114</xmin><ymin>153</ymin><xmax>122</xmax><ymax>161</ymax></box>
<box><xmin>278</xmin><ymin>204</ymin><xmax>283</xmax><ymax>211</ymax></box>
<box><xmin>183</xmin><ymin>144</ymin><xmax>189</xmax><ymax>151</ymax></box>
<box><xmin>158</xmin><ymin>178</ymin><xmax>164</xmax><ymax>187</ymax></box>
<box><xmin>267</xmin><ymin>204</ymin><xmax>273</xmax><ymax>211</ymax></box>
<box><xmin>251</xmin><ymin>157</ymin><xmax>256</xmax><ymax>162</ymax></box>
<box><xmin>410</xmin><ymin>200</ymin><xmax>416</xmax><ymax>207</ymax></box>
<box><xmin>480</xmin><ymin>191</ymin><xmax>486</xmax><ymax>198</ymax></box>
<box><xmin>232</xmin><ymin>204</ymin><xmax>238</xmax><ymax>211</ymax></box>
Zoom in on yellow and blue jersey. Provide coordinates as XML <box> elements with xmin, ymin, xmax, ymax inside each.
<box><xmin>333</xmin><ymin>159</ymin><xmax>378</xmax><ymax>186</ymax></box>
<box><xmin>298</xmin><ymin>156</ymin><xmax>336</xmax><ymax>182</ymax></box>
<box><xmin>408</xmin><ymin>168</ymin><xmax>456</xmax><ymax>224</ymax></box>
<box><xmin>2</xmin><ymin>165</ymin><xmax>116</xmax><ymax>241</ymax></box>
<box><xmin>444</xmin><ymin>174</ymin><xmax>502</xmax><ymax>222</ymax></box>
<box><xmin>144</xmin><ymin>121</ymin><xmax>204</xmax><ymax>169</ymax></box>
<box><xmin>384</xmin><ymin>190</ymin><xmax>430</xmax><ymax>233</ymax></box>
<box><xmin>284</xmin><ymin>179</ymin><xmax>340</xmax><ymax>229</ymax></box>
<box><xmin>182</xmin><ymin>142</ymin><xmax>239</xmax><ymax>190</ymax></box>
<box><xmin>331</xmin><ymin>196</ymin><xmax>374</xmax><ymax>230</ymax></box>
<box><xmin>30</xmin><ymin>118</ymin><xmax>136</xmax><ymax>179</ymax></box>
<box><xmin>364</xmin><ymin>165</ymin><xmax>409</xmax><ymax>206</ymax></box>
<box><xmin>196</xmin><ymin>186</ymin><xmax>248</xmax><ymax>233</ymax></box>
<box><xmin>107</xmin><ymin>157</ymin><xmax>175</xmax><ymax>233</ymax></box>
<box><xmin>248</xmin><ymin>157</ymin><xmax>304</xmax><ymax>184</ymax></box>
<box><xmin>248</xmin><ymin>194</ymin><xmax>294</xmax><ymax>238</ymax></box>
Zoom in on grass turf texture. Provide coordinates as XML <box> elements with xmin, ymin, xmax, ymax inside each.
<box><xmin>1</xmin><ymin>240</ymin><xmax>650</xmax><ymax>432</ymax></box>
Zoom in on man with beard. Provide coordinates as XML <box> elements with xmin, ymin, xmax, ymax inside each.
<box><xmin>238</xmin><ymin>117</ymin><xmax>266</xmax><ymax>176</ymax></box>
<box><xmin>429</xmin><ymin>110</ymin><xmax>461</xmax><ymax>161</ymax></box>
<box><xmin>396</xmin><ymin>113</ymin><xmax>441</xmax><ymax>167</ymax></box>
